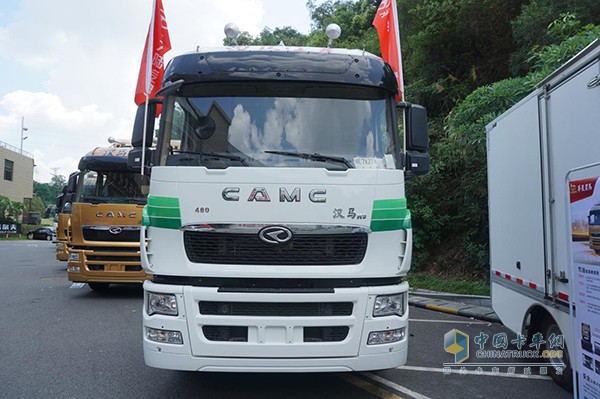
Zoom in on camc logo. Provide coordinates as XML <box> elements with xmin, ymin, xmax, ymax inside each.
<box><xmin>444</xmin><ymin>329</ymin><xmax>469</xmax><ymax>363</ymax></box>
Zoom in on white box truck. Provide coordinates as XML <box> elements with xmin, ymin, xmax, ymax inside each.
<box><xmin>129</xmin><ymin>36</ymin><xmax>430</xmax><ymax>371</ymax></box>
<box><xmin>487</xmin><ymin>39</ymin><xmax>600</xmax><ymax>390</ymax></box>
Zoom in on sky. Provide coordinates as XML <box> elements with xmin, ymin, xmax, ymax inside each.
<box><xmin>0</xmin><ymin>0</ymin><xmax>318</xmax><ymax>183</ymax></box>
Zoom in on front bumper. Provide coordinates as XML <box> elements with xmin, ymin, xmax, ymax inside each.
<box><xmin>142</xmin><ymin>280</ymin><xmax>409</xmax><ymax>372</ymax></box>
<box><xmin>67</xmin><ymin>247</ymin><xmax>148</xmax><ymax>283</ymax></box>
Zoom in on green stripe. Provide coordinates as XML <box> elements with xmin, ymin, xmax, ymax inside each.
<box><xmin>146</xmin><ymin>206</ymin><xmax>181</xmax><ymax>218</ymax></box>
<box><xmin>148</xmin><ymin>195</ymin><xmax>180</xmax><ymax>207</ymax></box>
<box><xmin>372</xmin><ymin>198</ymin><xmax>407</xmax><ymax>209</ymax></box>
<box><xmin>146</xmin><ymin>216</ymin><xmax>182</xmax><ymax>229</ymax></box>
<box><xmin>371</xmin><ymin>208</ymin><xmax>409</xmax><ymax>220</ymax></box>
<box><xmin>143</xmin><ymin>196</ymin><xmax>181</xmax><ymax>229</ymax></box>
<box><xmin>370</xmin><ymin>199</ymin><xmax>411</xmax><ymax>232</ymax></box>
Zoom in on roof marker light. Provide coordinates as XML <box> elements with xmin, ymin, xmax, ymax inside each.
<box><xmin>326</xmin><ymin>23</ymin><xmax>341</xmax><ymax>48</ymax></box>
<box><xmin>224</xmin><ymin>23</ymin><xmax>240</xmax><ymax>45</ymax></box>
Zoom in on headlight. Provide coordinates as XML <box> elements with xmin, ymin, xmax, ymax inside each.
<box><xmin>373</xmin><ymin>293</ymin><xmax>405</xmax><ymax>317</ymax></box>
<box><xmin>368</xmin><ymin>328</ymin><xmax>405</xmax><ymax>345</ymax></box>
<box><xmin>69</xmin><ymin>252</ymin><xmax>79</xmax><ymax>261</ymax></box>
<box><xmin>146</xmin><ymin>327</ymin><xmax>183</xmax><ymax>344</ymax></box>
<box><xmin>147</xmin><ymin>292</ymin><xmax>178</xmax><ymax>316</ymax></box>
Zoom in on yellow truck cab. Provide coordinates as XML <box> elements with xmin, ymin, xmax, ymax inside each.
<box><xmin>55</xmin><ymin>172</ymin><xmax>77</xmax><ymax>262</ymax></box>
<box><xmin>67</xmin><ymin>144</ymin><xmax>150</xmax><ymax>291</ymax></box>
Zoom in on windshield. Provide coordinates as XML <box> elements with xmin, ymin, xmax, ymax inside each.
<box><xmin>590</xmin><ymin>211</ymin><xmax>600</xmax><ymax>226</ymax></box>
<box><xmin>75</xmin><ymin>170</ymin><xmax>148</xmax><ymax>204</ymax></box>
<box><xmin>160</xmin><ymin>92</ymin><xmax>398</xmax><ymax>170</ymax></box>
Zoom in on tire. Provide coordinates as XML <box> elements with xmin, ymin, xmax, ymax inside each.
<box><xmin>541</xmin><ymin>317</ymin><xmax>573</xmax><ymax>391</ymax></box>
<box><xmin>46</xmin><ymin>235</ymin><xmax>52</xmax><ymax>241</ymax></box>
<box><xmin>27</xmin><ymin>233</ymin><xmax>33</xmax><ymax>240</ymax></box>
<box><xmin>88</xmin><ymin>283</ymin><xmax>110</xmax><ymax>292</ymax></box>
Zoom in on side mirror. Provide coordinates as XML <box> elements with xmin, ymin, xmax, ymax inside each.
<box><xmin>67</xmin><ymin>173</ymin><xmax>78</xmax><ymax>193</ymax></box>
<box><xmin>132</xmin><ymin>99</ymin><xmax>161</xmax><ymax>148</ymax></box>
<box><xmin>195</xmin><ymin>116</ymin><xmax>216</xmax><ymax>140</ymax></box>
<box><xmin>128</xmin><ymin>147</ymin><xmax>155</xmax><ymax>172</ymax></box>
<box><xmin>405</xmin><ymin>104</ymin><xmax>428</xmax><ymax>152</ymax></box>
<box><xmin>55</xmin><ymin>193</ymin><xmax>64</xmax><ymax>209</ymax></box>
<box><xmin>397</xmin><ymin>102</ymin><xmax>430</xmax><ymax>177</ymax></box>
<box><xmin>405</xmin><ymin>151</ymin><xmax>430</xmax><ymax>177</ymax></box>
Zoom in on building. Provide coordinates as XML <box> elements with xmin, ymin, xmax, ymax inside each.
<box><xmin>0</xmin><ymin>140</ymin><xmax>34</xmax><ymax>203</ymax></box>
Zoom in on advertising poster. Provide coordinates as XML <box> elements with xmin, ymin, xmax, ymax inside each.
<box><xmin>570</xmin><ymin>175</ymin><xmax>600</xmax><ymax>399</ymax></box>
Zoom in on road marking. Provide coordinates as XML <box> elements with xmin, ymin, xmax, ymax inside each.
<box><xmin>425</xmin><ymin>304</ymin><xmax>459</xmax><ymax>314</ymax></box>
<box><xmin>409</xmin><ymin>318</ymin><xmax>489</xmax><ymax>325</ymax></box>
<box><xmin>396</xmin><ymin>365</ymin><xmax>552</xmax><ymax>380</ymax></box>
<box><xmin>69</xmin><ymin>282</ymin><xmax>86</xmax><ymax>289</ymax></box>
<box><xmin>360</xmin><ymin>373</ymin><xmax>433</xmax><ymax>399</ymax></box>
<box><xmin>338</xmin><ymin>373</ymin><xmax>404</xmax><ymax>399</ymax></box>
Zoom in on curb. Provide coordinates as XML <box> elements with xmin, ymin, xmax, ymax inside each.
<box><xmin>409</xmin><ymin>294</ymin><xmax>501</xmax><ymax>323</ymax></box>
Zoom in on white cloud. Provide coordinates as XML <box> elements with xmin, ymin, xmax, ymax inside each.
<box><xmin>0</xmin><ymin>0</ymin><xmax>315</xmax><ymax>182</ymax></box>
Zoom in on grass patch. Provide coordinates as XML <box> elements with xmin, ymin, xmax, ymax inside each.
<box><xmin>406</xmin><ymin>273</ymin><xmax>490</xmax><ymax>296</ymax></box>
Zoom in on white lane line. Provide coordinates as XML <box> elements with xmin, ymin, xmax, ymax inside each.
<box><xmin>396</xmin><ymin>365</ymin><xmax>552</xmax><ymax>380</ymax></box>
<box><xmin>409</xmin><ymin>318</ymin><xmax>489</xmax><ymax>325</ymax></box>
<box><xmin>361</xmin><ymin>372</ymin><xmax>433</xmax><ymax>399</ymax></box>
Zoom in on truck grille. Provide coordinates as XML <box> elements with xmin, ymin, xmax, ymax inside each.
<box><xmin>202</xmin><ymin>326</ymin><xmax>349</xmax><ymax>342</ymax></box>
<box><xmin>183</xmin><ymin>231</ymin><xmax>367</xmax><ymax>265</ymax></box>
<box><xmin>83</xmin><ymin>226</ymin><xmax>140</xmax><ymax>242</ymax></box>
<box><xmin>199</xmin><ymin>301</ymin><xmax>353</xmax><ymax>316</ymax></box>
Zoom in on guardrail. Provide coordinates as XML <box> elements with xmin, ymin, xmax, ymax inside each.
<box><xmin>0</xmin><ymin>140</ymin><xmax>33</xmax><ymax>159</ymax></box>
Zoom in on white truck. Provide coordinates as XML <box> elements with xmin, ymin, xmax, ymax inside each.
<box><xmin>487</xmin><ymin>39</ymin><xmax>600</xmax><ymax>390</ymax></box>
<box><xmin>130</xmin><ymin>33</ymin><xmax>429</xmax><ymax>372</ymax></box>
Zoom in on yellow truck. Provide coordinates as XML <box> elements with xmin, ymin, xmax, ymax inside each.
<box><xmin>589</xmin><ymin>204</ymin><xmax>600</xmax><ymax>254</ymax></box>
<box><xmin>67</xmin><ymin>144</ymin><xmax>150</xmax><ymax>291</ymax></box>
<box><xmin>55</xmin><ymin>172</ymin><xmax>77</xmax><ymax>262</ymax></box>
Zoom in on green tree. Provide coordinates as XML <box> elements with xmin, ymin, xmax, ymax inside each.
<box><xmin>510</xmin><ymin>0</ymin><xmax>600</xmax><ymax>75</ymax></box>
<box><xmin>402</xmin><ymin>0</ymin><xmax>526</xmax><ymax>116</ymax></box>
<box><xmin>0</xmin><ymin>195</ymin><xmax>26</xmax><ymax>224</ymax></box>
<box><xmin>33</xmin><ymin>174</ymin><xmax>66</xmax><ymax>207</ymax></box>
<box><xmin>407</xmin><ymin>18</ymin><xmax>600</xmax><ymax>274</ymax></box>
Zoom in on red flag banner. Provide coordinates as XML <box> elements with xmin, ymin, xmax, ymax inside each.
<box><xmin>134</xmin><ymin>0</ymin><xmax>171</xmax><ymax>106</ymax></box>
<box><xmin>373</xmin><ymin>0</ymin><xmax>404</xmax><ymax>101</ymax></box>
<box><xmin>570</xmin><ymin>177</ymin><xmax>599</xmax><ymax>203</ymax></box>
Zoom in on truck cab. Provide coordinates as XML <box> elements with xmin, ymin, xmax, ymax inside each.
<box><xmin>67</xmin><ymin>145</ymin><xmax>150</xmax><ymax>291</ymax></box>
<box><xmin>133</xmin><ymin>44</ymin><xmax>428</xmax><ymax>371</ymax></box>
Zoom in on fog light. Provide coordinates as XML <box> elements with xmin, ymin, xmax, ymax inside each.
<box><xmin>69</xmin><ymin>253</ymin><xmax>80</xmax><ymax>261</ymax></box>
<box><xmin>145</xmin><ymin>327</ymin><xmax>183</xmax><ymax>344</ymax></box>
<box><xmin>367</xmin><ymin>328</ymin><xmax>405</xmax><ymax>345</ymax></box>
<box><xmin>147</xmin><ymin>292</ymin><xmax>178</xmax><ymax>316</ymax></box>
<box><xmin>373</xmin><ymin>293</ymin><xmax>405</xmax><ymax>317</ymax></box>
<box><xmin>67</xmin><ymin>265</ymin><xmax>80</xmax><ymax>272</ymax></box>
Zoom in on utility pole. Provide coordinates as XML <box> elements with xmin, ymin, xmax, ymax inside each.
<box><xmin>20</xmin><ymin>116</ymin><xmax>28</xmax><ymax>154</ymax></box>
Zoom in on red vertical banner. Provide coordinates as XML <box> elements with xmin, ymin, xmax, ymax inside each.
<box><xmin>373</xmin><ymin>0</ymin><xmax>404</xmax><ymax>102</ymax></box>
<box><xmin>134</xmin><ymin>0</ymin><xmax>171</xmax><ymax>108</ymax></box>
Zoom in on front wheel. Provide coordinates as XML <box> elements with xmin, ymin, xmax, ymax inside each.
<box><xmin>89</xmin><ymin>283</ymin><xmax>110</xmax><ymax>292</ymax></box>
<box><xmin>46</xmin><ymin>235</ymin><xmax>52</xmax><ymax>241</ymax></box>
<box><xmin>541</xmin><ymin>317</ymin><xmax>573</xmax><ymax>391</ymax></box>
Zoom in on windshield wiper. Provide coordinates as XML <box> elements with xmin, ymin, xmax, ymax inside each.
<box><xmin>173</xmin><ymin>150</ymin><xmax>248</xmax><ymax>166</ymax></box>
<box><xmin>265</xmin><ymin>150</ymin><xmax>353</xmax><ymax>169</ymax></box>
